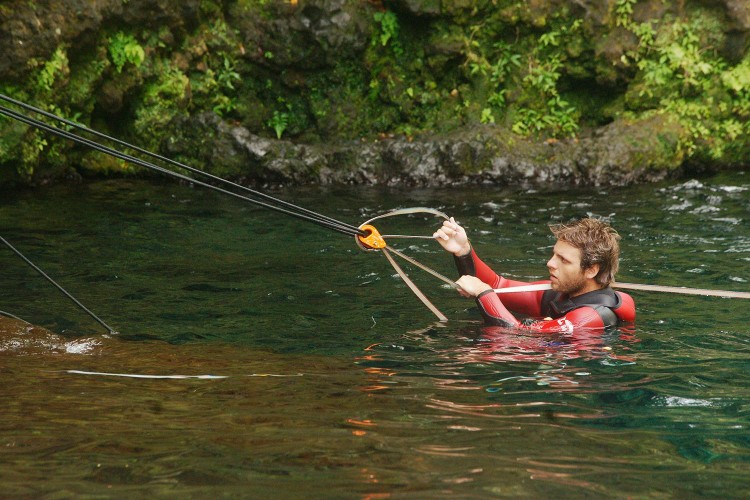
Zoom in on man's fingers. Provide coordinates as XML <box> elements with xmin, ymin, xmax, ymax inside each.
<box><xmin>444</xmin><ymin>218</ymin><xmax>461</xmax><ymax>233</ymax></box>
<box><xmin>435</xmin><ymin>218</ymin><xmax>464</xmax><ymax>242</ymax></box>
<box><xmin>433</xmin><ymin>229</ymin><xmax>449</xmax><ymax>240</ymax></box>
<box><xmin>436</xmin><ymin>225</ymin><xmax>455</xmax><ymax>239</ymax></box>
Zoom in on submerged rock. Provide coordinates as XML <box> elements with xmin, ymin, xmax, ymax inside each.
<box><xmin>0</xmin><ymin>315</ymin><xmax>101</xmax><ymax>355</ymax></box>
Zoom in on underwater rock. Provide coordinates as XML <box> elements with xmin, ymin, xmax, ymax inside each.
<box><xmin>0</xmin><ymin>315</ymin><xmax>101</xmax><ymax>356</ymax></box>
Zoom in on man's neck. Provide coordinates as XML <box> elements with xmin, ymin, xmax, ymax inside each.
<box><xmin>569</xmin><ymin>282</ymin><xmax>605</xmax><ymax>298</ymax></box>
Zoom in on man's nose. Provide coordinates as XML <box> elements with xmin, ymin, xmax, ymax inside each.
<box><xmin>547</xmin><ymin>257</ymin><xmax>556</xmax><ymax>269</ymax></box>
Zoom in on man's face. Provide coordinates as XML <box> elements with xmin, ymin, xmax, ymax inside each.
<box><xmin>546</xmin><ymin>240</ymin><xmax>589</xmax><ymax>295</ymax></box>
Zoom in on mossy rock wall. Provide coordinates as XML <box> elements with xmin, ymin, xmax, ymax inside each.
<box><xmin>0</xmin><ymin>0</ymin><xmax>748</xmax><ymax>187</ymax></box>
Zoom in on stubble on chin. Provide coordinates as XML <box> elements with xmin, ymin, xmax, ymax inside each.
<box><xmin>553</xmin><ymin>277</ymin><xmax>587</xmax><ymax>296</ymax></box>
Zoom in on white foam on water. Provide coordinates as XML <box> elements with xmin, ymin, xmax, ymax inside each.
<box><xmin>65</xmin><ymin>370</ymin><xmax>305</xmax><ymax>379</ymax></box>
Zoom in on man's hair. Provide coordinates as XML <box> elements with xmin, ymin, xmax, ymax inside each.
<box><xmin>549</xmin><ymin>217</ymin><xmax>621</xmax><ymax>286</ymax></box>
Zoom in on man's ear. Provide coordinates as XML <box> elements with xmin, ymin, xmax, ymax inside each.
<box><xmin>584</xmin><ymin>264</ymin><xmax>600</xmax><ymax>280</ymax></box>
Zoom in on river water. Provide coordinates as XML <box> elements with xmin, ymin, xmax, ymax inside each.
<box><xmin>1</xmin><ymin>171</ymin><xmax>749</xmax><ymax>498</ymax></box>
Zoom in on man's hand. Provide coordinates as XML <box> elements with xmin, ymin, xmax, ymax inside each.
<box><xmin>433</xmin><ymin>217</ymin><xmax>471</xmax><ymax>256</ymax></box>
<box><xmin>456</xmin><ymin>275</ymin><xmax>492</xmax><ymax>297</ymax></box>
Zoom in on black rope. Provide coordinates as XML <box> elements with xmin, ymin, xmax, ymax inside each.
<box><xmin>0</xmin><ymin>93</ymin><xmax>364</xmax><ymax>236</ymax></box>
<box><xmin>0</xmin><ymin>309</ymin><xmax>29</xmax><ymax>323</ymax></box>
<box><xmin>0</xmin><ymin>102</ymin><xmax>365</xmax><ymax>237</ymax></box>
<box><xmin>0</xmin><ymin>235</ymin><xmax>117</xmax><ymax>334</ymax></box>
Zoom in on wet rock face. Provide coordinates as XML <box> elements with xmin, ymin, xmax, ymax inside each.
<box><xmin>726</xmin><ymin>0</ymin><xmax>750</xmax><ymax>30</ymax></box>
<box><xmin>167</xmin><ymin>112</ymin><xmax>684</xmax><ymax>188</ymax></box>
<box><xmin>0</xmin><ymin>0</ymin><xmax>746</xmax><ymax>188</ymax></box>
<box><xmin>232</xmin><ymin>0</ymin><xmax>372</xmax><ymax>70</ymax></box>
<box><xmin>0</xmin><ymin>0</ymin><xmax>107</xmax><ymax>80</ymax></box>
<box><xmin>4</xmin><ymin>0</ymin><xmax>745</xmax><ymax>81</ymax></box>
<box><xmin>0</xmin><ymin>0</ymin><xmax>201</xmax><ymax>80</ymax></box>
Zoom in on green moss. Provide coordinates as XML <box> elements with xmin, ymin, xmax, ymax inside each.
<box><xmin>1</xmin><ymin>0</ymin><xmax>748</xmax><ymax>187</ymax></box>
<box><xmin>616</xmin><ymin>8</ymin><xmax>747</xmax><ymax>162</ymax></box>
<box><xmin>0</xmin><ymin>112</ymin><xmax>30</xmax><ymax>178</ymax></box>
<box><xmin>132</xmin><ymin>60</ymin><xmax>190</xmax><ymax>149</ymax></box>
<box><xmin>79</xmin><ymin>151</ymin><xmax>138</xmax><ymax>176</ymax></box>
<box><xmin>64</xmin><ymin>46</ymin><xmax>110</xmax><ymax>113</ymax></box>
<box><xmin>199</xmin><ymin>0</ymin><xmax>224</xmax><ymax>17</ymax></box>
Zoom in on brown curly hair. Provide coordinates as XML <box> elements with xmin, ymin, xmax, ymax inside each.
<box><xmin>549</xmin><ymin>218</ymin><xmax>621</xmax><ymax>286</ymax></box>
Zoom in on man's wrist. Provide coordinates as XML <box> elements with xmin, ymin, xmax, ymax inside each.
<box><xmin>453</xmin><ymin>244</ymin><xmax>471</xmax><ymax>257</ymax></box>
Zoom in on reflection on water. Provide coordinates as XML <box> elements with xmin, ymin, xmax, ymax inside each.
<box><xmin>1</xmin><ymin>172</ymin><xmax>750</xmax><ymax>497</ymax></box>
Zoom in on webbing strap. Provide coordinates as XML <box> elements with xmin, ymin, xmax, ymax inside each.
<box><xmin>614</xmin><ymin>282</ymin><xmax>750</xmax><ymax>299</ymax></box>
<box><xmin>491</xmin><ymin>282</ymin><xmax>750</xmax><ymax>299</ymax></box>
<box><xmin>357</xmin><ymin>208</ymin><xmax>452</xmax><ymax>320</ymax></box>
<box><xmin>388</xmin><ymin>247</ymin><xmax>457</xmax><ymax>289</ymax></box>
<box><xmin>382</xmin><ymin>248</ymin><xmax>448</xmax><ymax>322</ymax></box>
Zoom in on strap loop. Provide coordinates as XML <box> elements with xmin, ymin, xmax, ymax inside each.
<box><xmin>357</xmin><ymin>208</ymin><xmax>452</xmax><ymax>321</ymax></box>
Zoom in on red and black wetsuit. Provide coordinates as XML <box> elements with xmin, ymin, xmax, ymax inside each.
<box><xmin>455</xmin><ymin>249</ymin><xmax>636</xmax><ymax>333</ymax></box>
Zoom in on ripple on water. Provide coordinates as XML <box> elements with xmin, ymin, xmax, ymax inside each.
<box><xmin>1</xmin><ymin>174</ymin><xmax>750</xmax><ymax>497</ymax></box>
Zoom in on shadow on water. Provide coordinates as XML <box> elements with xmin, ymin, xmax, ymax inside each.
<box><xmin>1</xmin><ymin>173</ymin><xmax>750</xmax><ymax>497</ymax></box>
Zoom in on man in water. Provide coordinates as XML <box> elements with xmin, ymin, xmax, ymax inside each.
<box><xmin>433</xmin><ymin>217</ymin><xmax>635</xmax><ymax>332</ymax></box>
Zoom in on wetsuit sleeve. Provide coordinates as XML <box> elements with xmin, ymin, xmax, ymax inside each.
<box><xmin>455</xmin><ymin>248</ymin><xmax>545</xmax><ymax>317</ymax></box>
<box><xmin>614</xmin><ymin>292</ymin><xmax>636</xmax><ymax>322</ymax></box>
<box><xmin>475</xmin><ymin>290</ymin><xmax>522</xmax><ymax>328</ymax></box>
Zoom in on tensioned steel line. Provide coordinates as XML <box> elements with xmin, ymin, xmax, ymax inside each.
<box><xmin>0</xmin><ymin>236</ymin><xmax>117</xmax><ymax>334</ymax></box>
<box><xmin>0</xmin><ymin>97</ymin><xmax>452</xmax><ymax>323</ymax></box>
<box><xmin>0</xmin><ymin>98</ymin><xmax>371</xmax><ymax>331</ymax></box>
<box><xmin>2</xmin><ymin>95</ymin><xmax>749</xmax><ymax>329</ymax></box>
<box><xmin>0</xmin><ymin>96</ymin><xmax>365</xmax><ymax>238</ymax></box>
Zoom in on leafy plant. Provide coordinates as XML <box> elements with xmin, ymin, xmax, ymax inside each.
<box><xmin>511</xmin><ymin>20</ymin><xmax>583</xmax><ymax>138</ymax></box>
<box><xmin>614</xmin><ymin>0</ymin><xmax>637</xmax><ymax>28</ymax></box>
<box><xmin>489</xmin><ymin>42</ymin><xmax>522</xmax><ymax>85</ymax></box>
<box><xmin>216</xmin><ymin>53</ymin><xmax>242</xmax><ymax>91</ymax></box>
<box><xmin>480</xmin><ymin>108</ymin><xmax>495</xmax><ymax>124</ymax></box>
<box><xmin>486</xmin><ymin>42</ymin><xmax>521</xmax><ymax>111</ymax></box>
<box><xmin>268</xmin><ymin>110</ymin><xmax>289</xmax><ymax>139</ymax></box>
<box><xmin>618</xmin><ymin>9</ymin><xmax>747</xmax><ymax>160</ymax></box>
<box><xmin>108</xmin><ymin>32</ymin><xmax>145</xmax><ymax>73</ymax></box>
<box><xmin>212</xmin><ymin>94</ymin><xmax>236</xmax><ymax>116</ymax></box>
<box><xmin>373</xmin><ymin>10</ymin><xmax>403</xmax><ymax>56</ymax></box>
<box><xmin>36</xmin><ymin>45</ymin><xmax>69</xmax><ymax>92</ymax></box>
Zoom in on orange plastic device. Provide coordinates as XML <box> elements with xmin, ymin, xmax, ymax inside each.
<box><xmin>357</xmin><ymin>224</ymin><xmax>387</xmax><ymax>249</ymax></box>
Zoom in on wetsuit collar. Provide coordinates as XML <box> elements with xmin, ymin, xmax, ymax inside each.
<box><xmin>543</xmin><ymin>286</ymin><xmax>621</xmax><ymax>317</ymax></box>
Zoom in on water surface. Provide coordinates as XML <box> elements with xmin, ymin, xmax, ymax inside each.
<box><xmin>1</xmin><ymin>172</ymin><xmax>749</xmax><ymax>497</ymax></box>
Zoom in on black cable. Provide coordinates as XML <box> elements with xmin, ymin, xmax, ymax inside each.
<box><xmin>0</xmin><ymin>93</ymin><xmax>364</xmax><ymax>235</ymax></box>
<box><xmin>0</xmin><ymin>309</ymin><xmax>29</xmax><ymax>323</ymax></box>
<box><xmin>0</xmin><ymin>235</ymin><xmax>117</xmax><ymax>334</ymax></box>
<box><xmin>0</xmin><ymin>104</ymin><xmax>365</xmax><ymax>237</ymax></box>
